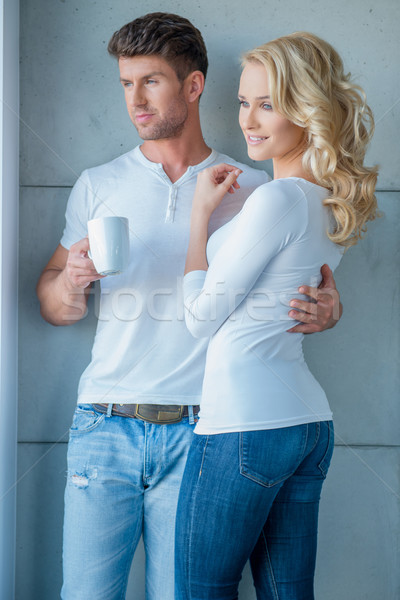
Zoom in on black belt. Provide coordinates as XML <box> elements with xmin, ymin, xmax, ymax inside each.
<box><xmin>92</xmin><ymin>403</ymin><xmax>200</xmax><ymax>425</ymax></box>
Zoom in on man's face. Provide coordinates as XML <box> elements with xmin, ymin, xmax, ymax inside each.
<box><xmin>118</xmin><ymin>55</ymin><xmax>189</xmax><ymax>140</ymax></box>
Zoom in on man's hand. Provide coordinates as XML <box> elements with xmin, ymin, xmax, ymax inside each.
<box><xmin>287</xmin><ymin>264</ymin><xmax>343</xmax><ymax>334</ymax></box>
<box><xmin>37</xmin><ymin>238</ymin><xmax>104</xmax><ymax>326</ymax></box>
<box><xmin>64</xmin><ymin>237</ymin><xmax>104</xmax><ymax>289</ymax></box>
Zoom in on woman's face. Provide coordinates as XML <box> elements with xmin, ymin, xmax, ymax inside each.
<box><xmin>238</xmin><ymin>62</ymin><xmax>305</xmax><ymax>164</ymax></box>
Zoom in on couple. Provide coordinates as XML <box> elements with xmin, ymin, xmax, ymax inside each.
<box><xmin>36</xmin><ymin>12</ymin><xmax>377</xmax><ymax>600</ymax></box>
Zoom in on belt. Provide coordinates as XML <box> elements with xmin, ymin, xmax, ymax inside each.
<box><xmin>92</xmin><ymin>403</ymin><xmax>200</xmax><ymax>425</ymax></box>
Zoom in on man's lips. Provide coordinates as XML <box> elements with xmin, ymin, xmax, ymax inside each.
<box><xmin>246</xmin><ymin>135</ymin><xmax>269</xmax><ymax>145</ymax></box>
<box><xmin>135</xmin><ymin>113</ymin><xmax>155</xmax><ymax>123</ymax></box>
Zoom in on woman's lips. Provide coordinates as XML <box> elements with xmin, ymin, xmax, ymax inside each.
<box><xmin>247</xmin><ymin>135</ymin><xmax>269</xmax><ymax>145</ymax></box>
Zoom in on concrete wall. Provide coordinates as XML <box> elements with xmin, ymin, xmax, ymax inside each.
<box><xmin>18</xmin><ymin>0</ymin><xmax>399</xmax><ymax>598</ymax></box>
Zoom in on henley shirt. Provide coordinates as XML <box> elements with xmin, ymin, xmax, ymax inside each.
<box><xmin>60</xmin><ymin>146</ymin><xmax>270</xmax><ymax>405</ymax></box>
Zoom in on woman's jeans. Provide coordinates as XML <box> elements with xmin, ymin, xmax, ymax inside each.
<box><xmin>175</xmin><ymin>421</ymin><xmax>334</xmax><ymax>600</ymax></box>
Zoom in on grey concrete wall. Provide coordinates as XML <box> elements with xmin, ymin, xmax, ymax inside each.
<box><xmin>18</xmin><ymin>0</ymin><xmax>400</xmax><ymax>598</ymax></box>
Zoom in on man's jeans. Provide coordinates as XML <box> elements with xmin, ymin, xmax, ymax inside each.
<box><xmin>175</xmin><ymin>421</ymin><xmax>334</xmax><ymax>600</ymax></box>
<box><xmin>61</xmin><ymin>403</ymin><xmax>196</xmax><ymax>600</ymax></box>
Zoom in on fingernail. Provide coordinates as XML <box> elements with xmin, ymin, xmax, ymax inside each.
<box><xmin>290</xmin><ymin>301</ymin><xmax>298</xmax><ymax>307</ymax></box>
<box><xmin>299</xmin><ymin>287</ymin><xmax>305</xmax><ymax>293</ymax></box>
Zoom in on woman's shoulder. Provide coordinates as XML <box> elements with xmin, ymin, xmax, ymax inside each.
<box><xmin>234</xmin><ymin>179</ymin><xmax>310</xmax><ymax>242</ymax></box>
<box><xmin>245</xmin><ymin>177</ymin><xmax>308</xmax><ymax>213</ymax></box>
<box><xmin>256</xmin><ymin>176</ymin><xmax>311</xmax><ymax>193</ymax></box>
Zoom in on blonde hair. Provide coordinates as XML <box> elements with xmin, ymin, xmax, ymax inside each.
<box><xmin>243</xmin><ymin>32</ymin><xmax>379</xmax><ymax>247</ymax></box>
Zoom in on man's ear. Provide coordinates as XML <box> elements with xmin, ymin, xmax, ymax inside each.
<box><xmin>185</xmin><ymin>71</ymin><xmax>205</xmax><ymax>103</ymax></box>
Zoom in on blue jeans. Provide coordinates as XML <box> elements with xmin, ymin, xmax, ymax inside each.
<box><xmin>61</xmin><ymin>404</ymin><xmax>196</xmax><ymax>600</ymax></box>
<box><xmin>175</xmin><ymin>421</ymin><xmax>334</xmax><ymax>600</ymax></box>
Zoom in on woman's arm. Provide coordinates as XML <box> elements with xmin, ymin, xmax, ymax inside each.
<box><xmin>184</xmin><ymin>178</ymin><xmax>307</xmax><ymax>338</ymax></box>
<box><xmin>185</xmin><ymin>164</ymin><xmax>242</xmax><ymax>276</ymax></box>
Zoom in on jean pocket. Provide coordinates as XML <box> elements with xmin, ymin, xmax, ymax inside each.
<box><xmin>317</xmin><ymin>421</ymin><xmax>335</xmax><ymax>478</ymax></box>
<box><xmin>239</xmin><ymin>426</ymin><xmax>307</xmax><ymax>488</ymax></box>
<box><xmin>69</xmin><ymin>404</ymin><xmax>105</xmax><ymax>436</ymax></box>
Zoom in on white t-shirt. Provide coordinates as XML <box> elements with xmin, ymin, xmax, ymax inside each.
<box><xmin>60</xmin><ymin>146</ymin><xmax>269</xmax><ymax>405</ymax></box>
<box><xmin>183</xmin><ymin>178</ymin><xmax>344</xmax><ymax>433</ymax></box>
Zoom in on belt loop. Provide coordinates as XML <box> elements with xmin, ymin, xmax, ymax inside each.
<box><xmin>188</xmin><ymin>405</ymin><xmax>194</xmax><ymax>425</ymax></box>
<box><xmin>106</xmin><ymin>403</ymin><xmax>113</xmax><ymax>418</ymax></box>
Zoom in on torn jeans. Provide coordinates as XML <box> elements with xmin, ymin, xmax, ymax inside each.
<box><xmin>61</xmin><ymin>403</ymin><xmax>196</xmax><ymax>600</ymax></box>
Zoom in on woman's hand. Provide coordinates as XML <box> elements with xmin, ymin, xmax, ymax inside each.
<box><xmin>192</xmin><ymin>163</ymin><xmax>242</xmax><ymax>217</ymax></box>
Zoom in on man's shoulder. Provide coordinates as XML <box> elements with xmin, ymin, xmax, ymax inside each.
<box><xmin>83</xmin><ymin>146</ymin><xmax>140</xmax><ymax>182</ymax></box>
<box><xmin>211</xmin><ymin>150</ymin><xmax>271</xmax><ymax>185</ymax></box>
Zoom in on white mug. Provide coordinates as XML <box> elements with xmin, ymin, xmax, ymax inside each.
<box><xmin>87</xmin><ymin>216</ymin><xmax>130</xmax><ymax>276</ymax></box>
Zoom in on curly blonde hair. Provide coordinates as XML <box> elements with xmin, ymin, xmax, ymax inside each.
<box><xmin>243</xmin><ymin>32</ymin><xmax>378</xmax><ymax>247</ymax></box>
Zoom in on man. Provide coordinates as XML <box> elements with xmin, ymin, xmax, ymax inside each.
<box><xmin>36</xmin><ymin>12</ymin><xmax>342</xmax><ymax>600</ymax></box>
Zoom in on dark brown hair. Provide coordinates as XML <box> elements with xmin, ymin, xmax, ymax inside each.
<box><xmin>108</xmin><ymin>12</ymin><xmax>208</xmax><ymax>82</ymax></box>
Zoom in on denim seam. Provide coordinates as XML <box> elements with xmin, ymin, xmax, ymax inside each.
<box><xmin>187</xmin><ymin>436</ymin><xmax>209</xmax><ymax>599</ymax></box>
<box><xmin>310</xmin><ymin>421</ymin><xmax>320</xmax><ymax>454</ymax></box>
<box><xmin>300</xmin><ymin>424</ymin><xmax>309</xmax><ymax>461</ymax></box>
<box><xmin>69</xmin><ymin>413</ymin><xmax>105</xmax><ymax>436</ymax></box>
<box><xmin>119</xmin><ymin>517</ymin><xmax>143</xmax><ymax>600</ymax></box>
<box><xmin>318</xmin><ymin>421</ymin><xmax>334</xmax><ymax>478</ymax></box>
<box><xmin>198</xmin><ymin>435</ymin><xmax>209</xmax><ymax>481</ymax></box>
<box><xmin>143</xmin><ymin>422</ymin><xmax>149</xmax><ymax>487</ymax></box>
<box><xmin>260</xmin><ymin>529</ymin><xmax>280</xmax><ymax>600</ymax></box>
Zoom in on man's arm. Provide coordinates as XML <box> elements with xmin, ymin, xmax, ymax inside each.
<box><xmin>36</xmin><ymin>238</ymin><xmax>103</xmax><ymax>326</ymax></box>
<box><xmin>287</xmin><ymin>264</ymin><xmax>343</xmax><ymax>334</ymax></box>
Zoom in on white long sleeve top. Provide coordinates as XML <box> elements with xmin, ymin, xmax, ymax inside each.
<box><xmin>183</xmin><ymin>177</ymin><xmax>344</xmax><ymax>434</ymax></box>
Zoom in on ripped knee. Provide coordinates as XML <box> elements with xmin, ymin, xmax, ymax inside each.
<box><xmin>68</xmin><ymin>468</ymin><xmax>97</xmax><ymax>489</ymax></box>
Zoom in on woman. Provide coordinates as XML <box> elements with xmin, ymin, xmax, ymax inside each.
<box><xmin>175</xmin><ymin>33</ymin><xmax>378</xmax><ymax>599</ymax></box>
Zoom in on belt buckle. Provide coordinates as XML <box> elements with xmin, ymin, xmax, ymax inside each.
<box><xmin>134</xmin><ymin>404</ymin><xmax>183</xmax><ymax>425</ymax></box>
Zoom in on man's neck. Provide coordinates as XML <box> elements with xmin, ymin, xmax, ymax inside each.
<box><xmin>140</xmin><ymin>130</ymin><xmax>211</xmax><ymax>183</ymax></box>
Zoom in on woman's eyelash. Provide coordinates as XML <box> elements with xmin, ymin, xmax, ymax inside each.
<box><xmin>238</xmin><ymin>100</ymin><xmax>272</xmax><ymax>110</ymax></box>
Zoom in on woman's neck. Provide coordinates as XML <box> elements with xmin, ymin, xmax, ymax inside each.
<box><xmin>272</xmin><ymin>154</ymin><xmax>317</xmax><ymax>184</ymax></box>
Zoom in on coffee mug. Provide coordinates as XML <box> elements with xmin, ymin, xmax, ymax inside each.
<box><xmin>87</xmin><ymin>216</ymin><xmax>130</xmax><ymax>276</ymax></box>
